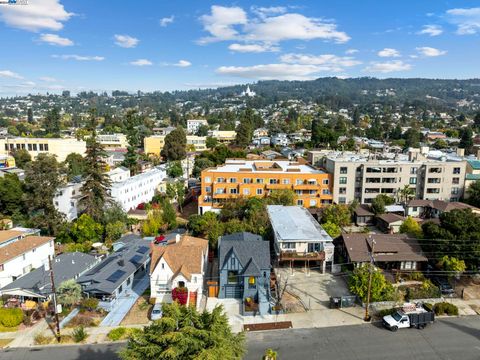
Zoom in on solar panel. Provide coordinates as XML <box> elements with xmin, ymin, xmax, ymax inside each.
<box><xmin>137</xmin><ymin>246</ymin><xmax>149</xmax><ymax>254</ymax></box>
<box><xmin>130</xmin><ymin>255</ymin><xmax>143</xmax><ymax>265</ymax></box>
<box><xmin>106</xmin><ymin>270</ymin><xmax>126</xmax><ymax>283</ymax></box>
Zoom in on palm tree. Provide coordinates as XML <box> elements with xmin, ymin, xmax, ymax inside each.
<box><xmin>264</xmin><ymin>348</ymin><xmax>278</xmax><ymax>360</ymax></box>
<box><xmin>397</xmin><ymin>185</ymin><xmax>415</xmax><ymax>205</ymax></box>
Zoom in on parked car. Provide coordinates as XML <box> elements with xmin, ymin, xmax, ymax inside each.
<box><xmin>150</xmin><ymin>303</ymin><xmax>163</xmax><ymax>320</ymax></box>
<box><xmin>431</xmin><ymin>276</ymin><xmax>454</xmax><ymax>295</ymax></box>
<box><xmin>383</xmin><ymin>303</ymin><xmax>435</xmax><ymax>331</ymax></box>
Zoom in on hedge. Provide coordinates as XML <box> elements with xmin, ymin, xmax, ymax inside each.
<box><xmin>434</xmin><ymin>302</ymin><xmax>459</xmax><ymax>316</ymax></box>
<box><xmin>0</xmin><ymin>308</ymin><xmax>24</xmax><ymax>328</ymax></box>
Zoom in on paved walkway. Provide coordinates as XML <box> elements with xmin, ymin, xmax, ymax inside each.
<box><xmin>100</xmin><ymin>275</ymin><xmax>150</xmax><ymax>327</ymax></box>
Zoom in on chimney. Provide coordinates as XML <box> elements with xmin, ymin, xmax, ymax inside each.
<box><xmin>456</xmin><ymin>148</ymin><xmax>465</xmax><ymax>157</ymax></box>
<box><xmin>118</xmin><ymin>259</ymin><xmax>125</xmax><ymax>266</ymax></box>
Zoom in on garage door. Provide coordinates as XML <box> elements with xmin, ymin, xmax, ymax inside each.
<box><xmin>224</xmin><ymin>285</ymin><xmax>242</xmax><ymax>298</ymax></box>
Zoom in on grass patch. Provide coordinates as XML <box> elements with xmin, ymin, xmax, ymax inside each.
<box><xmin>107</xmin><ymin>327</ymin><xmax>142</xmax><ymax>341</ymax></box>
<box><xmin>0</xmin><ymin>338</ymin><xmax>13</xmax><ymax>348</ymax></box>
<box><xmin>0</xmin><ymin>324</ymin><xmax>18</xmax><ymax>333</ymax></box>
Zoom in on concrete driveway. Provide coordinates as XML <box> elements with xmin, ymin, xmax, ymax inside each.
<box><xmin>276</xmin><ymin>267</ymin><xmax>351</xmax><ymax>310</ymax></box>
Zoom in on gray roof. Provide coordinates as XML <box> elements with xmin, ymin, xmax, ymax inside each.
<box><xmin>267</xmin><ymin>205</ymin><xmax>333</xmax><ymax>243</ymax></box>
<box><xmin>77</xmin><ymin>238</ymin><xmax>150</xmax><ymax>295</ymax></box>
<box><xmin>219</xmin><ymin>232</ymin><xmax>270</xmax><ymax>276</ymax></box>
<box><xmin>0</xmin><ymin>252</ymin><xmax>100</xmax><ymax>298</ymax></box>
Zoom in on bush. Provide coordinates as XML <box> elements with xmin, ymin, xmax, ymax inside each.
<box><xmin>434</xmin><ymin>302</ymin><xmax>459</xmax><ymax>316</ymax></box>
<box><xmin>80</xmin><ymin>298</ymin><xmax>99</xmax><ymax>312</ymax></box>
<box><xmin>377</xmin><ymin>308</ymin><xmax>397</xmax><ymax>317</ymax></box>
<box><xmin>68</xmin><ymin>315</ymin><xmax>98</xmax><ymax>328</ymax></box>
<box><xmin>0</xmin><ymin>308</ymin><xmax>24</xmax><ymax>328</ymax></box>
<box><xmin>108</xmin><ymin>327</ymin><xmax>127</xmax><ymax>341</ymax></box>
<box><xmin>404</xmin><ymin>280</ymin><xmax>441</xmax><ymax>300</ymax></box>
<box><xmin>72</xmin><ymin>326</ymin><xmax>88</xmax><ymax>343</ymax></box>
<box><xmin>34</xmin><ymin>333</ymin><xmax>51</xmax><ymax>345</ymax></box>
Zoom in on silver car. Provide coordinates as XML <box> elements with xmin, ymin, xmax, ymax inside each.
<box><xmin>151</xmin><ymin>303</ymin><xmax>163</xmax><ymax>320</ymax></box>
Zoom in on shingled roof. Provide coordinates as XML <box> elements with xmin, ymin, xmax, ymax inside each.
<box><xmin>0</xmin><ymin>235</ymin><xmax>54</xmax><ymax>264</ymax></box>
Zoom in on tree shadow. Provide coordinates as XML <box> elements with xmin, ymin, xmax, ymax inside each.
<box><xmin>76</xmin><ymin>344</ymin><xmax>124</xmax><ymax>360</ymax></box>
<box><xmin>440</xmin><ymin>318</ymin><xmax>480</xmax><ymax>340</ymax></box>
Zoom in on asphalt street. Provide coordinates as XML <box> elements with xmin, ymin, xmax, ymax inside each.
<box><xmin>1</xmin><ymin>316</ymin><xmax>479</xmax><ymax>360</ymax></box>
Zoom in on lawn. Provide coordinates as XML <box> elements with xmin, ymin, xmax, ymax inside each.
<box><xmin>0</xmin><ymin>325</ymin><xmax>18</xmax><ymax>333</ymax></box>
<box><xmin>0</xmin><ymin>338</ymin><xmax>13</xmax><ymax>348</ymax></box>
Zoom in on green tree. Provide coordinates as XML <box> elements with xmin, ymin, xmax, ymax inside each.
<box><xmin>161</xmin><ymin>127</ymin><xmax>187</xmax><ymax>161</ymax></box>
<box><xmin>437</xmin><ymin>256</ymin><xmax>466</xmax><ymax>279</ymax></box>
<box><xmin>11</xmin><ymin>148</ymin><xmax>31</xmax><ymax>168</ymax></box>
<box><xmin>188</xmin><ymin>212</ymin><xmax>224</xmax><ymax>248</ymax></box>
<box><xmin>348</xmin><ymin>264</ymin><xmax>394</xmax><ymax>303</ymax></box>
<box><xmin>466</xmin><ymin>180</ymin><xmax>480</xmax><ymax>208</ymax></box>
<box><xmin>161</xmin><ymin>199</ymin><xmax>177</xmax><ymax>229</ymax></box>
<box><xmin>192</xmin><ymin>158</ymin><xmax>214</xmax><ymax>178</ymax></box>
<box><xmin>167</xmin><ymin>161</ymin><xmax>183</xmax><ymax>178</ymax></box>
<box><xmin>399</xmin><ymin>216</ymin><xmax>422</xmax><ymax>238</ymax></box>
<box><xmin>370</xmin><ymin>194</ymin><xmax>394</xmax><ymax>215</ymax></box>
<box><xmin>57</xmin><ymin>279</ymin><xmax>82</xmax><ymax>307</ymax></box>
<box><xmin>205</xmin><ymin>136</ymin><xmax>218</xmax><ymax>149</ymax></box>
<box><xmin>24</xmin><ymin>154</ymin><xmax>64</xmax><ymax>234</ymax></box>
<box><xmin>64</xmin><ymin>153</ymin><xmax>86</xmax><ymax>180</ymax></box>
<box><xmin>120</xmin><ymin>302</ymin><xmax>245</xmax><ymax>360</ymax></box>
<box><xmin>321</xmin><ymin>204</ymin><xmax>351</xmax><ymax>227</ymax></box>
<box><xmin>142</xmin><ymin>210</ymin><xmax>164</xmax><ymax>236</ymax></box>
<box><xmin>397</xmin><ymin>185</ymin><xmax>415</xmax><ymax>204</ymax></box>
<box><xmin>166</xmin><ymin>181</ymin><xmax>186</xmax><ymax>212</ymax></box>
<box><xmin>235</xmin><ymin>120</ymin><xmax>253</xmax><ymax>147</ymax></box>
<box><xmin>27</xmin><ymin>108</ymin><xmax>34</xmax><ymax>124</ymax></box>
<box><xmin>122</xmin><ymin>146</ymin><xmax>139</xmax><ymax>175</ymax></box>
<box><xmin>196</xmin><ymin>124</ymin><xmax>209</xmax><ymax>136</ymax></box>
<box><xmin>0</xmin><ymin>173</ymin><xmax>24</xmax><ymax>218</ymax></box>
<box><xmin>105</xmin><ymin>221</ymin><xmax>126</xmax><ymax>243</ymax></box>
<box><xmin>71</xmin><ymin>214</ymin><xmax>104</xmax><ymax>244</ymax></box>
<box><xmin>322</xmin><ymin>221</ymin><xmax>341</xmax><ymax>238</ymax></box>
<box><xmin>80</xmin><ymin>110</ymin><xmax>111</xmax><ymax>222</ymax></box>
<box><xmin>403</xmin><ymin>128</ymin><xmax>421</xmax><ymax>148</ymax></box>
<box><xmin>459</xmin><ymin>128</ymin><xmax>473</xmax><ymax>154</ymax></box>
<box><xmin>103</xmin><ymin>203</ymin><xmax>129</xmax><ymax>225</ymax></box>
<box><xmin>44</xmin><ymin>107</ymin><xmax>61</xmax><ymax>135</ymax></box>
<box><xmin>266</xmin><ymin>189</ymin><xmax>296</xmax><ymax>206</ymax></box>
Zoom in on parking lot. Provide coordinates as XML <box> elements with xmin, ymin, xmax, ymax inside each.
<box><xmin>275</xmin><ymin>267</ymin><xmax>352</xmax><ymax>310</ymax></box>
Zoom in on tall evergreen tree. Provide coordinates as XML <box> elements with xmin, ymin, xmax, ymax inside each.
<box><xmin>27</xmin><ymin>108</ymin><xmax>34</xmax><ymax>124</ymax></box>
<box><xmin>44</xmin><ymin>107</ymin><xmax>61</xmax><ymax>135</ymax></box>
<box><xmin>80</xmin><ymin>109</ymin><xmax>111</xmax><ymax>222</ymax></box>
<box><xmin>235</xmin><ymin>120</ymin><xmax>253</xmax><ymax>147</ymax></box>
<box><xmin>161</xmin><ymin>127</ymin><xmax>187</xmax><ymax>161</ymax></box>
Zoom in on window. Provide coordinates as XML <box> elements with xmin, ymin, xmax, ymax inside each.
<box><xmin>282</xmin><ymin>243</ymin><xmax>296</xmax><ymax>249</ymax></box>
<box><xmin>243</xmin><ymin>189</ymin><xmax>250</xmax><ymax>195</ymax></box>
<box><xmin>205</xmin><ymin>186</ymin><xmax>212</xmax><ymax>193</ymax></box>
<box><xmin>0</xmin><ymin>264</ymin><xmax>3</xmax><ymax>271</ymax></box>
<box><xmin>204</xmin><ymin>177</ymin><xmax>211</xmax><ymax>183</ymax></box>
<box><xmin>282</xmin><ymin>179</ymin><xmax>290</xmax><ymax>185</ymax></box>
<box><xmin>409</xmin><ymin>177</ymin><xmax>417</xmax><ymax>185</ymax></box>
<box><xmin>297</xmin><ymin>199</ymin><xmax>304</xmax><ymax>206</ymax></box>
<box><xmin>322</xmin><ymin>189</ymin><xmax>330</xmax><ymax>195</ymax></box>
<box><xmin>227</xmin><ymin>271</ymin><xmax>238</xmax><ymax>284</ymax></box>
<box><xmin>256</xmin><ymin>178</ymin><xmax>264</xmax><ymax>184</ymax></box>
<box><xmin>427</xmin><ymin>178</ymin><xmax>441</xmax><ymax>184</ymax></box>
<box><xmin>27</xmin><ymin>144</ymin><xmax>32</xmax><ymax>151</ymax></box>
<box><xmin>44</xmin><ymin>144</ymin><xmax>49</xmax><ymax>151</ymax></box>
<box><xmin>248</xmin><ymin>276</ymin><xmax>256</xmax><ymax>289</ymax></box>
<box><xmin>296</xmin><ymin>179</ymin><xmax>303</xmax><ymax>185</ymax></box>
<box><xmin>229</xmin><ymin>178</ymin><xmax>237</xmax><ymax>183</ymax></box>
<box><xmin>295</xmin><ymin>190</ymin><xmax>302</xmax><ymax>195</ymax></box>
<box><xmin>217</xmin><ymin>177</ymin><xmax>225</xmax><ymax>183</ymax></box>
<box><xmin>309</xmin><ymin>200</ymin><xmax>316</xmax><ymax>207</ymax></box>
<box><xmin>451</xmin><ymin>187</ymin><xmax>459</xmax><ymax>195</ymax></box>
<box><xmin>340</xmin><ymin>167</ymin><xmax>348</xmax><ymax>174</ymax></box>
<box><xmin>338</xmin><ymin>197</ymin><xmax>346</xmax><ymax>204</ymax></box>
<box><xmin>243</xmin><ymin>178</ymin><xmax>252</xmax><ymax>184</ymax></box>
<box><xmin>453</xmin><ymin>167</ymin><xmax>461</xmax><ymax>174</ymax></box>
<box><xmin>256</xmin><ymin>189</ymin><xmax>263</xmax><ymax>195</ymax></box>
<box><xmin>229</xmin><ymin>188</ymin><xmax>238</xmax><ymax>194</ymax></box>
<box><xmin>426</xmin><ymin>188</ymin><xmax>440</xmax><ymax>194</ymax></box>
<box><xmin>339</xmin><ymin>187</ymin><xmax>346</xmax><ymax>194</ymax></box>
<box><xmin>452</xmin><ymin>177</ymin><xmax>460</xmax><ymax>185</ymax></box>
<box><xmin>366</xmin><ymin>167</ymin><xmax>381</xmax><ymax>173</ymax></box>
<box><xmin>161</xmin><ymin>263</ymin><xmax>165</xmax><ymax>269</ymax></box>
<box><xmin>193</xmin><ymin>276</ymin><xmax>197</xmax><ymax>283</ymax></box>
<box><xmin>269</xmin><ymin>179</ymin><xmax>278</xmax><ymax>184</ymax></box>
<box><xmin>322</xmin><ymin>179</ymin><xmax>329</xmax><ymax>185</ymax></box>
<box><xmin>429</xmin><ymin>167</ymin><xmax>442</xmax><ymax>174</ymax></box>
<box><xmin>39</xmin><ymin>144</ymin><xmax>44</xmax><ymax>151</ymax></box>
<box><xmin>410</xmin><ymin>167</ymin><xmax>418</xmax><ymax>174</ymax></box>
<box><xmin>32</xmin><ymin>144</ymin><xmax>37</xmax><ymax>151</ymax></box>
<box><xmin>339</xmin><ymin>177</ymin><xmax>347</xmax><ymax>184</ymax></box>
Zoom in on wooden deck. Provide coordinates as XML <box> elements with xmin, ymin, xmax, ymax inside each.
<box><xmin>279</xmin><ymin>251</ymin><xmax>325</xmax><ymax>262</ymax></box>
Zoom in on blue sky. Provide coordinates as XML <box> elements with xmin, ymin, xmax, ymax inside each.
<box><xmin>0</xmin><ymin>0</ymin><xmax>479</xmax><ymax>95</ymax></box>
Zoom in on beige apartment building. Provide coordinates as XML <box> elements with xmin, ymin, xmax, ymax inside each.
<box><xmin>97</xmin><ymin>133</ymin><xmax>129</xmax><ymax>149</ymax></box>
<box><xmin>0</xmin><ymin>137</ymin><xmax>86</xmax><ymax>162</ymax></box>
<box><xmin>144</xmin><ymin>135</ymin><xmax>207</xmax><ymax>156</ymax></box>
<box><xmin>311</xmin><ymin>150</ymin><xmax>466</xmax><ymax>204</ymax></box>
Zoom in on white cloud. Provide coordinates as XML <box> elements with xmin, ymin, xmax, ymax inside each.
<box><xmin>216</xmin><ymin>63</ymin><xmax>321</xmax><ymax>81</ymax></box>
<box><xmin>173</xmin><ymin>60</ymin><xmax>192</xmax><ymax>67</ymax></box>
<box><xmin>364</xmin><ymin>60</ymin><xmax>412</xmax><ymax>73</ymax></box>
<box><xmin>198</xmin><ymin>5</ymin><xmax>248</xmax><ymax>43</ymax></box>
<box><xmin>159</xmin><ymin>15</ymin><xmax>174</xmax><ymax>27</ymax></box>
<box><xmin>446</xmin><ymin>7</ymin><xmax>480</xmax><ymax>35</ymax></box>
<box><xmin>251</xmin><ymin>6</ymin><xmax>287</xmax><ymax>18</ymax></box>
<box><xmin>0</xmin><ymin>70</ymin><xmax>23</xmax><ymax>79</ymax></box>
<box><xmin>228</xmin><ymin>43</ymin><xmax>279</xmax><ymax>53</ymax></box>
<box><xmin>39</xmin><ymin>33</ymin><xmax>73</xmax><ymax>46</ymax></box>
<box><xmin>198</xmin><ymin>6</ymin><xmax>350</xmax><ymax>45</ymax></box>
<box><xmin>39</xmin><ymin>76</ymin><xmax>58</xmax><ymax>82</ymax></box>
<box><xmin>114</xmin><ymin>34</ymin><xmax>139</xmax><ymax>48</ymax></box>
<box><xmin>0</xmin><ymin>0</ymin><xmax>73</xmax><ymax>32</ymax></box>
<box><xmin>377</xmin><ymin>48</ymin><xmax>401</xmax><ymax>57</ymax></box>
<box><xmin>52</xmin><ymin>54</ymin><xmax>105</xmax><ymax>61</ymax></box>
<box><xmin>280</xmin><ymin>53</ymin><xmax>361</xmax><ymax>71</ymax></box>
<box><xmin>130</xmin><ymin>59</ymin><xmax>153</xmax><ymax>66</ymax></box>
<box><xmin>244</xmin><ymin>13</ymin><xmax>350</xmax><ymax>43</ymax></box>
<box><xmin>345</xmin><ymin>49</ymin><xmax>358</xmax><ymax>55</ymax></box>
<box><xmin>416</xmin><ymin>46</ymin><xmax>447</xmax><ymax>57</ymax></box>
<box><xmin>418</xmin><ymin>25</ymin><xmax>443</xmax><ymax>36</ymax></box>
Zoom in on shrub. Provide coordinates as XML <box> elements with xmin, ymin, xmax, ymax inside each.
<box><xmin>377</xmin><ymin>308</ymin><xmax>397</xmax><ymax>317</ymax></box>
<box><xmin>72</xmin><ymin>326</ymin><xmax>88</xmax><ymax>343</ymax></box>
<box><xmin>34</xmin><ymin>333</ymin><xmax>51</xmax><ymax>345</ymax></box>
<box><xmin>68</xmin><ymin>315</ymin><xmax>98</xmax><ymax>328</ymax></box>
<box><xmin>108</xmin><ymin>327</ymin><xmax>127</xmax><ymax>341</ymax></box>
<box><xmin>80</xmin><ymin>298</ymin><xmax>99</xmax><ymax>312</ymax></box>
<box><xmin>404</xmin><ymin>280</ymin><xmax>441</xmax><ymax>300</ymax></box>
<box><xmin>434</xmin><ymin>302</ymin><xmax>459</xmax><ymax>316</ymax></box>
<box><xmin>0</xmin><ymin>308</ymin><xmax>24</xmax><ymax>328</ymax></box>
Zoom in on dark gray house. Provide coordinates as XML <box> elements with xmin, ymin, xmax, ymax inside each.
<box><xmin>218</xmin><ymin>232</ymin><xmax>271</xmax><ymax>315</ymax></box>
<box><xmin>76</xmin><ymin>237</ymin><xmax>151</xmax><ymax>311</ymax></box>
<box><xmin>0</xmin><ymin>252</ymin><xmax>100</xmax><ymax>301</ymax></box>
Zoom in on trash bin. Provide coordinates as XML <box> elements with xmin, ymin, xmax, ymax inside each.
<box><xmin>330</xmin><ymin>297</ymin><xmax>341</xmax><ymax>309</ymax></box>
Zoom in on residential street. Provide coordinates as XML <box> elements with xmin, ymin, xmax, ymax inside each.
<box><xmin>1</xmin><ymin>316</ymin><xmax>479</xmax><ymax>360</ymax></box>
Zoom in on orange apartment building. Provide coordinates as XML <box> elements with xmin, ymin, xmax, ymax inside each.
<box><xmin>198</xmin><ymin>159</ymin><xmax>333</xmax><ymax>214</ymax></box>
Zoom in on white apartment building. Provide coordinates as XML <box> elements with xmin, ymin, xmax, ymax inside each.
<box><xmin>187</xmin><ymin>119</ymin><xmax>208</xmax><ymax>135</ymax></box>
<box><xmin>54</xmin><ymin>181</ymin><xmax>83</xmax><ymax>221</ymax></box>
<box><xmin>316</xmin><ymin>149</ymin><xmax>467</xmax><ymax>204</ymax></box>
<box><xmin>109</xmin><ymin>167</ymin><xmax>167</xmax><ymax>211</ymax></box>
<box><xmin>0</xmin><ymin>230</ymin><xmax>55</xmax><ymax>288</ymax></box>
<box><xmin>97</xmin><ymin>133</ymin><xmax>129</xmax><ymax>149</ymax></box>
<box><xmin>0</xmin><ymin>137</ymin><xmax>86</xmax><ymax>162</ymax></box>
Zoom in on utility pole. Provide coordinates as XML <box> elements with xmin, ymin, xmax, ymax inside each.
<box><xmin>364</xmin><ymin>238</ymin><xmax>376</xmax><ymax>322</ymax></box>
<box><xmin>48</xmin><ymin>255</ymin><xmax>61</xmax><ymax>342</ymax></box>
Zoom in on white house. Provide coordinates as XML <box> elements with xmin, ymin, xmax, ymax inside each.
<box><xmin>109</xmin><ymin>167</ymin><xmax>166</xmax><ymax>211</ymax></box>
<box><xmin>187</xmin><ymin>119</ymin><xmax>208</xmax><ymax>135</ymax></box>
<box><xmin>150</xmin><ymin>234</ymin><xmax>208</xmax><ymax>309</ymax></box>
<box><xmin>0</xmin><ymin>230</ymin><xmax>55</xmax><ymax>289</ymax></box>
<box><xmin>54</xmin><ymin>181</ymin><xmax>83</xmax><ymax>221</ymax></box>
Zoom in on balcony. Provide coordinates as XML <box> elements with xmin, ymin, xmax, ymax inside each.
<box><xmin>294</xmin><ymin>183</ymin><xmax>320</xmax><ymax>190</ymax></box>
<box><xmin>266</xmin><ymin>183</ymin><xmax>290</xmax><ymax>190</ymax></box>
<box><xmin>279</xmin><ymin>251</ymin><xmax>325</xmax><ymax>262</ymax></box>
